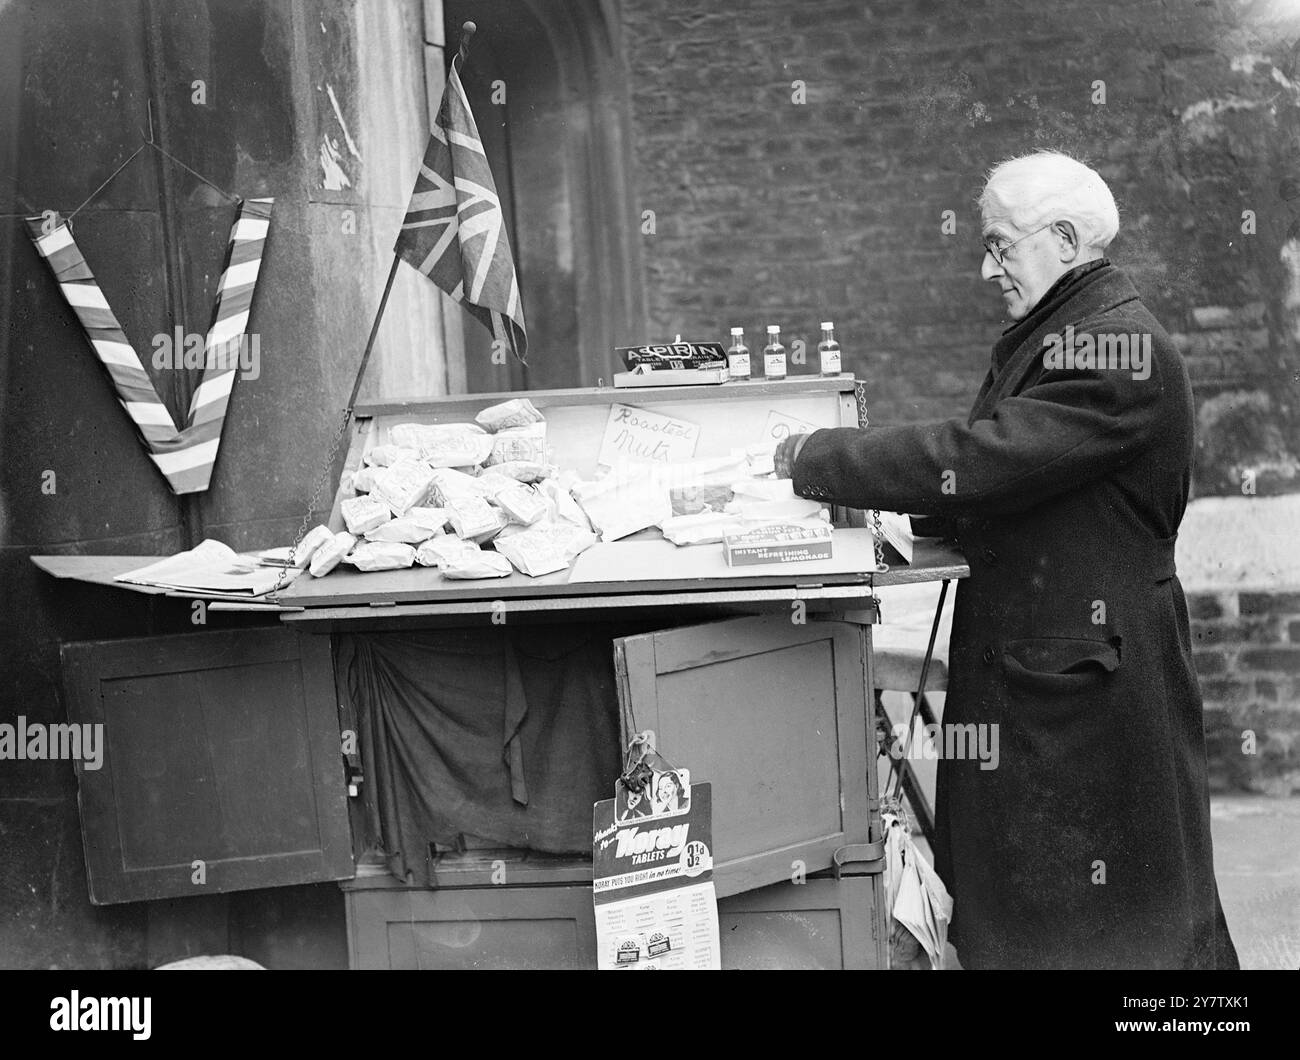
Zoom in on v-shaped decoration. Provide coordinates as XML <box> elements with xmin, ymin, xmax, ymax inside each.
<box><xmin>25</xmin><ymin>198</ymin><xmax>273</xmax><ymax>494</ymax></box>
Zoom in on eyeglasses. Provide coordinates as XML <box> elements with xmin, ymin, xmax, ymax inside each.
<box><xmin>982</xmin><ymin>222</ymin><xmax>1054</xmax><ymax>265</ymax></box>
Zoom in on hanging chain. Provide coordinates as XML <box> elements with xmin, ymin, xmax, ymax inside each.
<box><xmin>872</xmin><ymin>507</ymin><xmax>888</xmax><ymax>574</ymax></box>
<box><xmin>854</xmin><ymin>380</ymin><xmax>889</xmax><ymax>575</ymax></box>
<box><xmin>268</xmin><ymin>404</ymin><xmax>355</xmax><ymax>602</ymax></box>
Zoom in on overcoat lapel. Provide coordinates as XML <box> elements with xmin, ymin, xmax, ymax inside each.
<box><xmin>968</xmin><ymin>266</ymin><xmax>1143</xmax><ymax>424</ymax></box>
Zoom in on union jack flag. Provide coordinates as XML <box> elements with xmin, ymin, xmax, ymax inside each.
<box><xmin>395</xmin><ymin>60</ymin><xmax>527</xmax><ymax>364</ymax></box>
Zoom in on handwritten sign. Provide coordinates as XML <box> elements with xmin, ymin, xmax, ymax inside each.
<box><xmin>599</xmin><ymin>403</ymin><xmax>700</xmax><ymax>466</ymax></box>
<box><xmin>762</xmin><ymin>410</ymin><xmax>822</xmax><ymax>444</ymax></box>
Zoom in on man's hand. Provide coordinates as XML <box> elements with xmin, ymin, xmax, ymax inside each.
<box><xmin>774</xmin><ymin>431</ymin><xmax>811</xmax><ymax>479</ymax></box>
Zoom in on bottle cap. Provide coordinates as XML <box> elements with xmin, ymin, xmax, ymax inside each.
<box><xmin>766</xmin><ymin>325</ymin><xmax>779</xmax><ymax>334</ymax></box>
<box><xmin>821</xmin><ymin>321</ymin><xmax>834</xmax><ymax>329</ymax></box>
<box><xmin>730</xmin><ymin>327</ymin><xmax>743</xmax><ymax>335</ymax></box>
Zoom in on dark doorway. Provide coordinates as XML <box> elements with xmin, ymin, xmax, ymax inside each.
<box><xmin>444</xmin><ymin>0</ymin><xmax>645</xmax><ymax>392</ymax></box>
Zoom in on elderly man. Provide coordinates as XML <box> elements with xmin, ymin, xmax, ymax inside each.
<box><xmin>777</xmin><ymin>151</ymin><xmax>1239</xmax><ymax>970</ymax></box>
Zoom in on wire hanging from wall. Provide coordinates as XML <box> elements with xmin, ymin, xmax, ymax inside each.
<box><xmin>2</xmin><ymin>101</ymin><xmax>243</xmax><ymax>231</ymax></box>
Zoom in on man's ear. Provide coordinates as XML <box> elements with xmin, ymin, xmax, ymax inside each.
<box><xmin>1053</xmin><ymin>220</ymin><xmax>1081</xmax><ymax>261</ymax></box>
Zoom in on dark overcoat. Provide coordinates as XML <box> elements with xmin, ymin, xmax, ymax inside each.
<box><xmin>792</xmin><ymin>261</ymin><xmax>1239</xmax><ymax>969</ymax></box>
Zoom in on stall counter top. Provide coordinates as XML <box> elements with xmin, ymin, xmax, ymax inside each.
<box><xmin>272</xmin><ymin>532</ymin><xmax>966</xmax><ymax>610</ymax></box>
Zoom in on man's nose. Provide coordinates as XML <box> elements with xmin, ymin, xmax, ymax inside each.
<box><xmin>980</xmin><ymin>251</ymin><xmax>1003</xmax><ymax>282</ymax></box>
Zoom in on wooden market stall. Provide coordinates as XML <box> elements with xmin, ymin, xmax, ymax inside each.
<box><xmin>39</xmin><ymin>375</ymin><xmax>966</xmax><ymax>969</ymax></box>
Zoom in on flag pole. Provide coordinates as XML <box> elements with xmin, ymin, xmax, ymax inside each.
<box><xmin>346</xmin><ymin>256</ymin><xmax>399</xmax><ymax>411</ymax></box>
<box><xmin>456</xmin><ymin>21</ymin><xmax>477</xmax><ymax>71</ymax></box>
<box><xmin>351</xmin><ymin>21</ymin><xmax>477</xmax><ymax>412</ymax></box>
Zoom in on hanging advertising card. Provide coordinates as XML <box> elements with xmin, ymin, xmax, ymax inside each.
<box><xmin>592</xmin><ymin>774</ymin><xmax>720</xmax><ymax>969</ymax></box>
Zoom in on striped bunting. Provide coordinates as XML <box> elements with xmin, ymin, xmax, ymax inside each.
<box><xmin>394</xmin><ymin>61</ymin><xmax>527</xmax><ymax>363</ymax></box>
<box><xmin>25</xmin><ymin>198</ymin><xmax>272</xmax><ymax>494</ymax></box>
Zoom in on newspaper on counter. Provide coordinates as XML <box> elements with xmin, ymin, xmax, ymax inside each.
<box><xmin>116</xmin><ymin>539</ymin><xmax>301</xmax><ymax>596</ymax></box>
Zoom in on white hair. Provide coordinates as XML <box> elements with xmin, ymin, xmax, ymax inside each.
<box><xmin>978</xmin><ymin>151</ymin><xmax>1120</xmax><ymax>251</ymax></box>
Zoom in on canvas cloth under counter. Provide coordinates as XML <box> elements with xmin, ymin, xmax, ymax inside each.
<box><xmin>336</xmin><ymin>621</ymin><xmax>657</xmax><ymax>884</ymax></box>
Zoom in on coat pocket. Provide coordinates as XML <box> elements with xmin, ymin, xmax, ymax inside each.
<box><xmin>1002</xmin><ymin>635</ymin><xmax>1121</xmax><ymax>694</ymax></box>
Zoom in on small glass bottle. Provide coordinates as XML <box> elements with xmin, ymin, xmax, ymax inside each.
<box><xmin>727</xmin><ymin>326</ymin><xmax>751</xmax><ymax>381</ymax></box>
<box><xmin>763</xmin><ymin>325</ymin><xmax>786</xmax><ymax>380</ymax></box>
<box><xmin>818</xmin><ymin>321</ymin><xmax>841</xmax><ymax>377</ymax></box>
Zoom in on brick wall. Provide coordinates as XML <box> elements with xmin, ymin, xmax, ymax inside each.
<box><xmin>620</xmin><ymin>0</ymin><xmax>1300</xmax><ymax>789</ymax></box>
<box><xmin>1192</xmin><ymin>591</ymin><xmax>1300</xmax><ymax>795</ymax></box>
<box><xmin>621</xmin><ymin>0</ymin><xmax>1300</xmax><ymax>490</ymax></box>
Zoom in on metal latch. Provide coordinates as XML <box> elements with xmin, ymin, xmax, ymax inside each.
<box><xmin>833</xmin><ymin>840</ymin><xmax>886</xmax><ymax>878</ymax></box>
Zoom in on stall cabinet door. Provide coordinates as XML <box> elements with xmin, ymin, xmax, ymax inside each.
<box><xmin>614</xmin><ymin>615</ymin><xmax>872</xmax><ymax>898</ymax></box>
<box><xmin>346</xmin><ymin>884</ymin><xmax>599</xmax><ymax>970</ymax></box>
<box><xmin>61</xmin><ymin>627</ymin><xmax>353</xmax><ymax>905</ymax></box>
<box><xmin>718</xmin><ymin>875</ymin><xmax>885</xmax><ymax>970</ymax></box>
